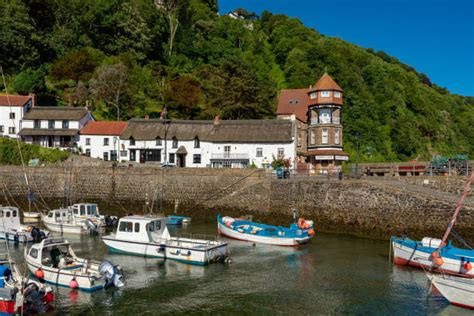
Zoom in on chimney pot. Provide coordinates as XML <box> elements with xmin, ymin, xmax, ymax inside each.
<box><xmin>213</xmin><ymin>115</ymin><xmax>221</xmax><ymax>126</ymax></box>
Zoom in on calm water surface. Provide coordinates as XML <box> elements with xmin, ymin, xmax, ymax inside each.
<box><xmin>2</xmin><ymin>222</ymin><xmax>471</xmax><ymax>315</ymax></box>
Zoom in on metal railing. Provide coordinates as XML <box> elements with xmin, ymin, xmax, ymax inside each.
<box><xmin>310</xmin><ymin>117</ymin><xmax>341</xmax><ymax>125</ymax></box>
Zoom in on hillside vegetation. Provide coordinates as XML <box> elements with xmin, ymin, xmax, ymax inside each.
<box><xmin>1</xmin><ymin>0</ymin><xmax>473</xmax><ymax>161</ymax></box>
<box><xmin>0</xmin><ymin>137</ymin><xmax>69</xmax><ymax>165</ymax></box>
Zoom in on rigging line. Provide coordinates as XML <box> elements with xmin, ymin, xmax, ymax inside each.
<box><xmin>451</xmin><ymin>228</ymin><xmax>473</xmax><ymax>250</ymax></box>
<box><xmin>2</xmin><ymin>182</ymin><xmax>21</xmax><ymax>209</ymax></box>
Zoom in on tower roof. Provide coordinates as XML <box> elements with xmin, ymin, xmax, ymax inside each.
<box><xmin>311</xmin><ymin>73</ymin><xmax>343</xmax><ymax>92</ymax></box>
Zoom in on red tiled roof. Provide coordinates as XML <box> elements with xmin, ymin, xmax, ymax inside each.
<box><xmin>311</xmin><ymin>73</ymin><xmax>343</xmax><ymax>91</ymax></box>
<box><xmin>0</xmin><ymin>95</ymin><xmax>31</xmax><ymax>107</ymax></box>
<box><xmin>80</xmin><ymin>121</ymin><xmax>127</xmax><ymax>135</ymax></box>
<box><xmin>276</xmin><ymin>89</ymin><xmax>309</xmax><ymax>122</ymax></box>
<box><xmin>306</xmin><ymin>149</ymin><xmax>348</xmax><ymax>156</ymax></box>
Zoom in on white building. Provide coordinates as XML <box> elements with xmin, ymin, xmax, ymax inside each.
<box><xmin>119</xmin><ymin>117</ymin><xmax>297</xmax><ymax>168</ymax></box>
<box><xmin>0</xmin><ymin>95</ymin><xmax>33</xmax><ymax>138</ymax></box>
<box><xmin>19</xmin><ymin>107</ymin><xmax>94</xmax><ymax>149</ymax></box>
<box><xmin>78</xmin><ymin>121</ymin><xmax>128</xmax><ymax>160</ymax></box>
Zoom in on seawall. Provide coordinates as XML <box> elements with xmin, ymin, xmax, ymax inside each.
<box><xmin>0</xmin><ymin>164</ymin><xmax>472</xmax><ymax>243</ymax></box>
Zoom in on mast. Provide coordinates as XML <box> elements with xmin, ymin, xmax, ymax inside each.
<box><xmin>436</xmin><ymin>171</ymin><xmax>474</xmax><ymax>253</ymax></box>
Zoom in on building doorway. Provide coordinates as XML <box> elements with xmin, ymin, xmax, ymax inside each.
<box><xmin>177</xmin><ymin>154</ymin><xmax>186</xmax><ymax>167</ymax></box>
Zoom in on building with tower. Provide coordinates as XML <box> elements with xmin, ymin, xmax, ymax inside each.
<box><xmin>277</xmin><ymin>73</ymin><xmax>349</xmax><ymax>174</ymax></box>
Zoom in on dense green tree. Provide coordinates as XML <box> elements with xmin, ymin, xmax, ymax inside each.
<box><xmin>12</xmin><ymin>67</ymin><xmax>46</xmax><ymax>94</ymax></box>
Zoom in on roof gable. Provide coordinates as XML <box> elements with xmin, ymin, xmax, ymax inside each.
<box><xmin>276</xmin><ymin>89</ymin><xmax>309</xmax><ymax>122</ymax></box>
<box><xmin>0</xmin><ymin>95</ymin><xmax>31</xmax><ymax>107</ymax></box>
<box><xmin>80</xmin><ymin>121</ymin><xmax>127</xmax><ymax>135</ymax></box>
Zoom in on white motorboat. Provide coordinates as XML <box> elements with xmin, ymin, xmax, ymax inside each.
<box><xmin>24</xmin><ymin>237</ymin><xmax>124</xmax><ymax>292</ymax></box>
<box><xmin>428</xmin><ymin>273</ymin><xmax>474</xmax><ymax>309</ymax></box>
<box><xmin>69</xmin><ymin>203</ymin><xmax>109</xmax><ymax>227</ymax></box>
<box><xmin>23</xmin><ymin>211</ymin><xmax>41</xmax><ymax>219</ymax></box>
<box><xmin>0</xmin><ymin>253</ymin><xmax>55</xmax><ymax>314</ymax></box>
<box><xmin>41</xmin><ymin>209</ymin><xmax>100</xmax><ymax>235</ymax></box>
<box><xmin>102</xmin><ymin>216</ymin><xmax>229</xmax><ymax>265</ymax></box>
<box><xmin>0</xmin><ymin>206</ymin><xmax>48</xmax><ymax>243</ymax></box>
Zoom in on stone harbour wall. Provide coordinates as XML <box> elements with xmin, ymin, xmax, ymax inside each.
<box><xmin>0</xmin><ymin>165</ymin><xmax>472</xmax><ymax>243</ymax></box>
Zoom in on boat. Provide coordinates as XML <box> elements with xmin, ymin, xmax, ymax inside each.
<box><xmin>23</xmin><ymin>211</ymin><xmax>41</xmax><ymax>219</ymax></box>
<box><xmin>69</xmin><ymin>203</ymin><xmax>118</xmax><ymax>227</ymax></box>
<box><xmin>427</xmin><ymin>273</ymin><xmax>474</xmax><ymax>309</ymax></box>
<box><xmin>24</xmin><ymin>237</ymin><xmax>124</xmax><ymax>292</ymax></box>
<box><xmin>0</xmin><ymin>253</ymin><xmax>54</xmax><ymax>314</ymax></box>
<box><xmin>102</xmin><ymin>215</ymin><xmax>229</xmax><ymax>265</ymax></box>
<box><xmin>217</xmin><ymin>214</ymin><xmax>315</xmax><ymax>246</ymax></box>
<box><xmin>41</xmin><ymin>208</ymin><xmax>100</xmax><ymax>235</ymax></box>
<box><xmin>167</xmin><ymin>215</ymin><xmax>192</xmax><ymax>225</ymax></box>
<box><xmin>391</xmin><ymin>172</ymin><xmax>474</xmax><ymax>277</ymax></box>
<box><xmin>0</xmin><ymin>206</ymin><xmax>48</xmax><ymax>243</ymax></box>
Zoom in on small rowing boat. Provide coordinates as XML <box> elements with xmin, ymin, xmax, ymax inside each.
<box><xmin>427</xmin><ymin>273</ymin><xmax>474</xmax><ymax>309</ymax></box>
<box><xmin>23</xmin><ymin>211</ymin><xmax>41</xmax><ymax>219</ymax></box>
<box><xmin>167</xmin><ymin>215</ymin><xmax>191</xmax><ymax>225</ymax></box>
<box><xmin>217</xmin><ymin>214</ymin><xmax>315</xmax><ymax>246</ymax></box>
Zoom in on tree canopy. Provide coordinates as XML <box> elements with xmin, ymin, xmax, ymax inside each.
<box><xmin>0</xmin><ymin>0</ymin><xmax>472</xmax><ymax>161</ymax></box>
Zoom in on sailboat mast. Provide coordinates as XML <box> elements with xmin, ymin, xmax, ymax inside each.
<box><xmin>437</xmin><ymin>171</ymin><xmax>474</xmax><ymax>252</ymax></box>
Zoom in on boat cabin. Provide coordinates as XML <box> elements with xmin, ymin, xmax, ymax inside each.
<box><xmin>0</xmin><ymin>207</ymin><xmax>22</xmax><ymax>230</ymax></box>
<box><xmin>27</xmin><ymin>237</ymin><xmax>76</xmax><ymax>268</ymax></box>
<box><xmin>116</xmin><ymin>216</ymin><xmax>170</xmax><ymax>243</ymax></box>
<box><xmin>71</xmin><ymin>203</ymin><xmax>100</xmax><ymax>218</ymax></box>
<box><xmin>46</xmin><ymin>209</ymin><xmax>75</xmax><ymax>224</ymax></box>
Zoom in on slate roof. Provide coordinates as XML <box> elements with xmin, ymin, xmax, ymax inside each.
<box><xmin>23</xmin><ymin>107</ymin><xmax>89</xmax><ymax>120</ymax></box>
<box><xmin>18</xmin><ymin>128</ymin><xmax>80</xmax><ymax>136</ymax></box>
<box><xmin>121</xmin><ymin>119</ymin><xmax>294</xmax><ymax>143</ymax></box>
<box><xmin>80</xmin><ymin>121</ymin><xmax>127</xmax><ymax>136</ymax></box>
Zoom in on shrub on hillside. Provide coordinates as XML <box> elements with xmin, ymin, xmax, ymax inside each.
<box><xmin>0</xmin><ymin>138</ymin><xmax>69</xmax><ymax>165</ymax></box>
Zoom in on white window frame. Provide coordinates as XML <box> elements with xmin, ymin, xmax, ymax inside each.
<box><xmin>320</xmin><ymin>91</ymin><xmax>330</xmax><ymax>98</ymax></box>
<box><xmin>310</xmin><ymin>92</ymin><xmax>317</xmax><ymax>99</ymax></box>
<box><xmin>334</xmin><ymin>91</ymin><xmax>341</xmax><ymax>98</ymax></box>
<box><xmin>256</xmin><ymin>148</ymin><xmax>263</xmax><ymax>157</ymax></box>
<box><xmin>311</xmin><ymin>130</ymin><xmax>316</xmax><ymax>145</ymax></box>
<box><xmin>8</xmin><ymin>127</ymin><xmax>15</xmax><ymax>134</ymax></box>
<box><xmin>85</xmin><ymin>138</ymin><xmax>91</xmax><ymax>146</ymax></box>
<box><xmin>322</xmin><ymin>128</ymin><xmax>329</xmax><ymax>144</ymax></box>
<box><xmin>335</xmin><ymin>129</ymin><xmax>340</xmax><ymax>145</ymax></box>
<box><xmin>103</xmin><ymin>138</ymin><xmax>109</xmax><ymax>146</ymax></box>
<box><xmin>319</xmin><ymin>109</ymin><xmax>331</xmax><ymax>124</ymax></box>
<box><xmin>278</xmin><ymin>148</ymin><xmax>284</xmax><ymax>157</ymax></box>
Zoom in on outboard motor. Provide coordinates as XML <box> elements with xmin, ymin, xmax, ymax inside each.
<box><xmin>83</xmin><ymin>219</ymin><xmax>99</xmax><ymax>235</ymax></box>
<box><xmin>31</xmin><ymin>227</ymin><xmax>47</xmax><ymax>243</ymax></box>
<box><xmin>99</xmin><ymin>260</ymin><xmax>124</xmax><ymax>288</ymax></box>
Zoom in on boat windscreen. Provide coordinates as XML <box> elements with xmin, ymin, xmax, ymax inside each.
<box><xmin>87</xmin><ymin>204</ymin><xmax>98</xmax><ymax>215</ymax></box>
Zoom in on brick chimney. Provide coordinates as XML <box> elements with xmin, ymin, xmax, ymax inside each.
<box><xmin>28</xmin><ymin>93</ymin><xmax>36</xmax><ymax>107</ymax></box>
<box><xmin>213</xmin><ymin>115</ymin><xmax>221</xmax><ymax>126</ymax></box>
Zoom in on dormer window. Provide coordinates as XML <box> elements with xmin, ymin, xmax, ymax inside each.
<box><xmin>334</xmin><ymin>91</ymin><xmax>341</xmax><ymax>98</ymax></box>
<box><xmin>129</xmin><ymin>137</ymin><xmax>135</xmax><ymax>146</ymax></box>
<box><xmin>172</xmin><ymin>137</ymin><xmax>178</xmax><ymax>148</ymax></box>
<box><xmin>156</xmin><ymin>137</ymin><xmax>162</xmax><ymax>146</ymax></box>
<box><xmin>320</xmin><ymin>91</ymin><xmax>330</xmax><ymax>98</ymax></box>
<box><xmin>194</xmin><ymin>136</ymin><xmax>200</xmax><ymax>148</ymax></box>
<box><xmin>310</xmin><ymin>92</ymin><xmax>317</xmax><ymax>99</ymax></box>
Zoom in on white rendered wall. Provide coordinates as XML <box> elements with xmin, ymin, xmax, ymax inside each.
<box><xmin>0</xmin><ymin>104</ymin><xmax>28</xmax><ymax>138</ymax></box>
<box><xmin>78</xmin><ymin>135</ymin><xmax>125</xmax><ymax>160</ymax></box>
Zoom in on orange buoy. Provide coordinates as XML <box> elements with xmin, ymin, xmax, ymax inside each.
<box><xmin>431</xmin><ymin>251</ymin><xmax>439</xmax><ymax>259</ymax></box>
<box><xmin>307</xmin><ymin>229</ymin><xmax>315</xmax><ymax>236</ymax></box>
<box><xmin>434</xmin><ymin>257</ymin><xmax>444</xmax><ymax>266</ymax></box>
<box><xmin>464</xmin><ymin>262</ymin><xmax>472</xmax><ymax>272</ymax></box>
<box><xmin>226</xmin><ymin>221</ymin><xmax>231</xmax><ymax>227</ymax></box>
<box><xmin>35</xmin><ymin>269</ymin><xmax>44</xmax><ymax>279</ymax></box>
<box><xmin>69</xmin><ymin>278</ymin><xmax>78</xmax><ymax>289</ymax></box>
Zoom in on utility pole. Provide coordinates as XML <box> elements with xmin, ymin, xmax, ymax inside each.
<box><xmin>355</xmin><ymin>132</ymin><xmax>361</xmax><ymax>177</ymax></box>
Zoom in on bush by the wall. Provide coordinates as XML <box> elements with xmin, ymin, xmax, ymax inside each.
<box><xmin>0</xmin><ymin>137</ymin><xmax>69</xmax><ymax>165</ymax></box>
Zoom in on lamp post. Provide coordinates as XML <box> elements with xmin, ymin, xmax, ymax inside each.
<box><xmin>355</xmin><ymin>131</ymin><xmax>361</xmax><ymax>177</ymax></box>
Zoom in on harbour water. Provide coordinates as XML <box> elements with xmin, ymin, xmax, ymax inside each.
<box><xmin>2</xmin><ymin>222</ymin><xmax>471</xmax><ymax>315</ymax></box>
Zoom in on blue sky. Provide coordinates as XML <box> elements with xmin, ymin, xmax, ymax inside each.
<box><xmin>219</xmin><ymin>0</ymin><xmax>474</xmax><ymax>96</ymax></box>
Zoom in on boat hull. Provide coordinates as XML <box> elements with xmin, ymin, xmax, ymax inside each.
<box><xmin>102</xmin><ymin>236</ymin><xmax>228</xmax><ymax>266</ymax></box>
<box><xmin>218</xmin><ymin>221</ymin><xmax>309</xmax><ymax>246</ymax></box>
<box><xmin>23</xmin><ymin>212</ymin><xmax>41</xmax><ymax>218</ymax></box>
<box><xmin>42</xmin><ymin>221</ymin><xmax>85</xmax><ymax>234</ymax></box>
<box><xmin>391</xmin><ymin>237</ymin><xmax>474</xmax><ymax>278</ymax></box>
<box><xmin>429</xmin><ymin>274</ymin><xmax>474</xmax><ymax>309</ymax></box>
<box><xmin>0</xmin><ymin>231</ymin><xmax>32</xmax><ymax>243</ymax></box>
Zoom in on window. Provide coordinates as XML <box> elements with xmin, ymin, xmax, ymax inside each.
<box><xmin>172</xmin><ymin>137</ymin><xmax>178</xmax><ymax>148</ymax></box>
<box><xmin>194</xmin><ymin>137</ymin><xmax>200</xmax><ymax>148</ymax></box>
<box><xmin>103</xmin><ymin>152</ymin><xmax>109</xmax><ymax>161</ymax></box>
<box><xmin>320</xmin><ymin>91</ymin><xmax>330</xmax><ymax>98</ymax></box>
<box><xmin>169</xmin><ymin>153</ymin><xmax>175</xmax><ymax>163</ymax></box>
<box><xmin>334</xmin><ymin>91</ymin><xmax>341</xmax><ymax>98</ymax></box>
<box><xmin>0</xmin><ymin>126</ymin><xmax>3</xmax><ymax>133</ymax></box>
<box><xmin>155</xmin><ymin>221</ymin><xmax>161</xmax><ymax>230</ymax></box>
<box><xmin>129</xmin><ymin>137</ymin><xmax>135</xmax><ymax>146</ymax></box>
<box><xmin>134</xmin><ymin>222</ymin><xmax>140</xmax><ymax>232</ymax></box>
<box><xmin>120</xmin><ymin>150</ymin><xmax>127</xmax><ymax>157</ymax></box>
<box><xmin>119</xmin><ymin>221</ymin><xmax>133</xmax><ymax>232</ymax></box>
<box><xmin>319</xmin><ymin>109</ymin><xmax>332</xmax><ymax>124</ymax></box>
<box><xmin>297</xmin><ymin>133</ymin><xmax>302</xmax><ymax>147</ymax></box>
<box><xmin>62</xmin><ymin>120</ymin><xmax>69</xmax><ymax>129</ymax></box>
<box><xmin>80</xmin><ymin>205</ymin><xmax>86</xmax><ymax>216</ymax></box>
<box><xmin>86</xmin><ymin>138</ymin><xmax>91</xmax><ymax>146</ymax></box>
<box><xmin>34</xmin><ymin>120</ymin><xmax>41</xmax><ymax>128</ymax></box>
<box><xmin>110</xmin><ymin>150</ymin><xmax>118</xmax><ymax>161</ymax></box>
<box><xmin>85</xmin><ymin>149</ymin><xmax>91</xmax><ymax>156</ymax></box>
<box><xmin>278</xmin><ymin>148</ymin><xmax>284</xmax><ymax>157</ymax></box>
<box><xmin>335</xmin><ymin>129</ymin><xmax>340</xmax><ymax>145</ymax></box>
<box><xmin>223</xmin><ymin>161</ymin><xmax>232</xmax><ymax>168</ymax></box>
<box><xmin>130</xmin><ymin>150</ymin><xmax>136</xmax><ymax>161</ymax></box>
<box><xmin>104</xmin><ymin>138</ymin><xmax>109</xmax><ymax>146</ymax></box>
<box><xmin>9</xmin><ymin>112</ymin><xmax>15</xmax><ymax>119</ymax></box>
<box><xmin>29</xmin><ymin>248</ymin><xmax>38</xmax><ymax>259</ymax></box>
<box><xmin>310</xmin><ymin>92</ymin><xmax>317</xmax><ymax>99</ymax></box>
<box><xmin>48</xmin><ymin>120</ymin><xmax>55</xmax><ymax>129</ymax></box>
<box><xmin>8</xmin><ymin>127</ymin><xmax>15</xmax><ymax>134</ymax></box>
<box><xmin>145</xmin><ymin>149</ymin><xmax>161</xmax><ymax>162</ymax></box>
<box><xmin>224</xmin><ymin>145</ymin><xmax>231</xmax><ymax>158</ymax></box>
<box><xmin>311</xmin><ymin>130</ymin><xmax>316</xmax><ymax>145</ymax></box>
<box><xmin>6</xmin><ymin>211</ymin><xmax>11</xmax><ymax>218</ymax></box>
<box><xmin>12</xmin><ymin>210</ymin><xmax>17</xmax><ymax>217</ymax></box>
<box><xmin>148</xmin><ymin>222</ymin><xmax>154</xmax><ymax>231</ymax></box>
<box><xmin>322</xmin><ymin>128</ymin><xmax>329</xmax><ymax>144</ymax></box>
<box><xmin>156</xmin><ymin>137</ymin><xmax>162</xmax><ymax>146</ymax></box>
<box><xmin>256</xmin><ymin>148</ymin><xmax>263</xmax><ymax>157</ymax></box>
<box><xmin>193</xmin><ymin>154</ymin><xmax>201</xmax><ymax>164</ymax></box>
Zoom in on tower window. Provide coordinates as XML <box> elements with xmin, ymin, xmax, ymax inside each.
<box><xmin>334</xmin><ymin>92</ymin><xmax>341</xmax><ymax>98</ymax></box>
<box><xmin>311</xmin><ymin>130</ymin><xmax>316</xmax><ymax>145</ymax></box>
<box><xmin>335</xmin><ymin>129</ymin><xmax>340</xmax><ymax>145</ymax></box>
<box><xmin>310</xmin><ymin>92</ymin><xmax>317</xmax><ymax>99</ymax></box>
<box><xmin>320</xmin><ymin>91</ymin><xmax>330</xmax><ymax>98</ymax></box>
<box><xmin>322</xmin><ymin>129</ymin><xmax>329</xmax><ymax>144</ymax></box>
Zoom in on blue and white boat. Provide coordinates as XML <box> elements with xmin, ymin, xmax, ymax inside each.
<box><xmin>391</xmin><ymin>237</ymin><xmax>474</xmax><ymax>278</ymax></box>
<box><xmin>217</xmin><ymin>215</ymin><xmax>315</xmax><ymax>246</ymax></box>
<box><xmin>167</xmin><ymin>215</ymin><xmax>192</xmax><ymax>225</ymax></box>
